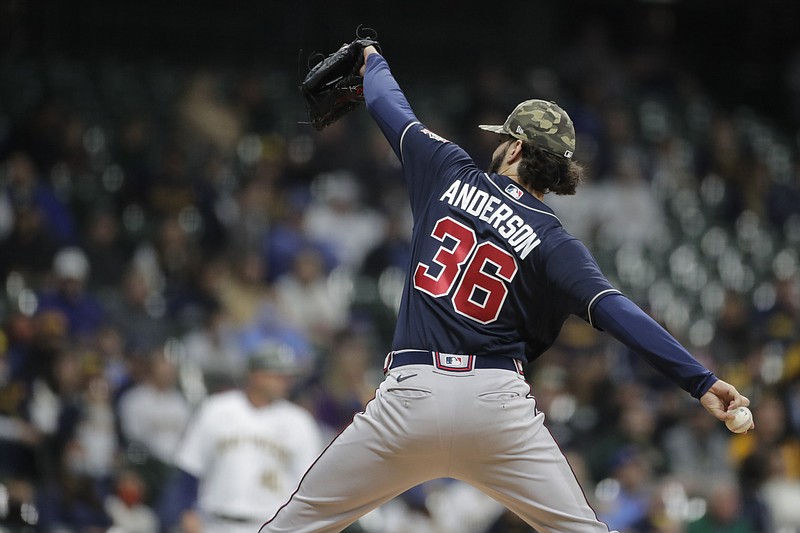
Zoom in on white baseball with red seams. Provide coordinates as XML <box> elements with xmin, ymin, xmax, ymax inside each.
<box><xmin>725</xmin><ymin>406</ymin><xmax>753</xmax><ymax>433</ymax></box>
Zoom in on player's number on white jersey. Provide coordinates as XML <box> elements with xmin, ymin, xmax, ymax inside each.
<box><xmin>414</xmin><ymin>216</ymin><xmax>518</xmax><ymax>324</ymax></box>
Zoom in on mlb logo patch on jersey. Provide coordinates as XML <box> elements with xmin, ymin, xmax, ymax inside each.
<box><xmin>504</xmin><ymin>183</ymin><xmax>524</xmax><ymax>200</ymax></box>
<box><xmin>434</xmin><ymin>352</ymin><xmax>475</xmax><ymax>372</ymax></box>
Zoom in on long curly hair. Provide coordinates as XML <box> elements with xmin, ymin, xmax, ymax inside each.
<box><xmin>518</xmin><ymin>142</ymin><xmax>584</xmax><ymax>196</ymax></box>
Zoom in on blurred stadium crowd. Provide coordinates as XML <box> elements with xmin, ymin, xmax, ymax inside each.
<box><xmin>1</xmin><ymin>6</ymin><xmax>800</xmax><ymax>533</ymax></box>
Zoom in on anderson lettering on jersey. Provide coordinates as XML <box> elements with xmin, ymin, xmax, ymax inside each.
<box><xmin>439</xmin><ymin>179</ymin><xmax>541</xmax><ymax>260</ymax></box>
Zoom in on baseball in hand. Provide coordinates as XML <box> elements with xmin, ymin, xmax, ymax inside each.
<box><xmin>725</xmin><ymin>406</ymin><xmax>753</xmax><ymax>434</ymax></box>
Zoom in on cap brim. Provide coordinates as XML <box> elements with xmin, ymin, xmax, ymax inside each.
<box><xmin>478</xmin><ymin>125</ymin><xmax>507</xmax><ymax>134</ymax></box>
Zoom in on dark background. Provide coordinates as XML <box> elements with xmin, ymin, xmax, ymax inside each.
<box><xmin>3</xmin><ymin>0</ymin><xmax>800</xmax><ymax>130</ymax></box>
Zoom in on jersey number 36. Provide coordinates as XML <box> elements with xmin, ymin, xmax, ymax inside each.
<box><xmin>414</xmin><ymin>216</ymin><xmax>518</xmax><ymax>324</ymax></box>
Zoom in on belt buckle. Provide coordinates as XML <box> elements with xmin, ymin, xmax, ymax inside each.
<box><xmin>434</xmin><ymin>352</ymin><xmax>474</xmax><ymax>372</ymax></box>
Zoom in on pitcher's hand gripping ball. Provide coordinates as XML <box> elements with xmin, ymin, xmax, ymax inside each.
<box><xmin>725</xmin><ymin>406</ymin><xmax>753</xmax><ymax>433</ymax></box>
<box><xmin>299</xmin><ymin>28</ymin><xmax>379</xmax><ymax>130</ymax></box>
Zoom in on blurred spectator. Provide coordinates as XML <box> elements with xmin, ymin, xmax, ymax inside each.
<box><xmin>760</xmin><ymin>448</ymin><xmax>800</xmax><ymax>531</ymax></box>
<box><xmin>106</xmin><ymin>266</ymin><xmax>172</xmax><ymax>353</ymax></box>
<box><xmin>31</xmin><ymin>350</ymin><xmax>115</xmax><ymax>531</ymax></box>
<box><xmin>130</xmin><ymin>216</ymin><xmax>202</xmax><ymax>317</ymax></box>
<box><xmin>274</xmin><ymin>246</ymin><xmax>349</xmax><ymax>347</ymax></box>
<box><xmin>168</xmin><ymin>341</ymin><xmax>322</xmax><ymax>533</ymax></box>
<box><xmin>117</xmin><ymin>346</ymin><xmax>191</xmax><ymax>506</ymax></box>
<box><xmin>583</xmin><ymin>388</ymin><xmax>666</xmax><ymax>484</ymax></box>
<box><xmin>148</xmin><ymin>142</ymin><xmax>196</xmax><ymax>218</ymax></box>
<box><xmin>93</xmin><ymin>324</ymin><xmax>132</xmax><ymax>394</ymax></box>
<box><xmin>557</xmin><ymin>320</ymin><xmax>619</xmax><ymax>447</ymax></box>
<box><xmin>303</xmin><ymin>171</ymin><xmax>386</xmax><ymax>271</ymax></box>
<box><xmin>729</xmin><ymin>393</ymin><xmax>800</xmax><ymax>480</ymax></box>
<box><xmin>168</xmin><ymin>254</ymin><xmax>224</xmax><ymax>333</ymax></box>
<box><xmin>548</xmin><ymin>101</ymin><xmax>666</xmax><ymax>247</ymax></box>
<box><xmin>233</xmin><ymin>71</ymin><xmax>277</xmax><ymax>133</ymax></box>
<box><xmin>192</xmin><ymin>184</ymin><xmax>234</xmax><ymax>260</ymax></box>
<box><xmin>661</xmin><ymin>400</ymin><xmax>733</xmax><ymax>493</ymax></box>
<box><xmin>686</xmin><ymin>482</ymin><xmax>754</xmax><ymax>533</ymax></box>
<box><xmin>44</xmin><ymin>466</ymin><xmax>114</xmax><ymax>532</ymax></box>
<box><xmin>262</xmin><ymin>188</ymin><xmax>338</xmax><ymax>283</ymax></box>
<box><xmin>629</xmin><ymin>479</ymin><xmax>686</xmax><ymax>533</ymax></box>
<box><xmin>214</xmin><ymin>250</ymin><xmax>274</xmax><ymax>328</ymax></box>
<box><xmin>710</xmin><ymin>290</ymin><xmax>756</xmax><ymax>364</ymax></box>
<box><xmin>298</xmin><ymin>328</ymin><xmax>378</xmax><ymax>441</ymax></box>
<box><xmin>0</xmin><ymin>203</ymin><xmax>60</xmax><ymax>283</ymax></box>
<box><xmin>36</xmin><ymin>246</ymin><xmax>106</xmax><ymax>342</ymax></box>
<box><xmin>104</xmin><ymin>468</ymin><xmax>159</xmax><ymax>533</ymax></box>
<box><xmin>25</xmin><ymin>318</ymin><xmax>79</xmax><ymax>456</ymax></box>
<box><xmin>528</xmin><ymin>362</ymin><xmax>578</xmax><ymax>446</ymax></box>
<box><xmin>360</xmin><ymin>205</ymin><xmax>412</xmax><ymax>280</ymax></box>
<box><xmin>67</xmin><ymin>375</ymin><xmax>117</xmax><ymax>482</ymax></box>
<box><xmin>3</xmin><ymin>151</ymin><xmax>75</xmax><ymax>243</ymax></box>
<box><xmin>766</xmin><ymin>175</ymin><xmax>800</xmax><ymax>229</ymax></box>
<box><xmin>596</xmin><ymin>447</ymin><xmax>655</xmax><ymax>532</ymax></box>
<box><xmin>81</xmin><ymin>208</ymin><xmax>131</xmax><ymax>292</ymax></box>
<box><xmin>753</xmin><ymin>277</ymin><xmax>800</xmax><ymax>348</ymax></box>
<box><xmin>730</xmin><ymin>393</ymin><xmax>800</xmax><ymax>531</ymax></box>
<box><xmin>236</xmin><ymin>304</ymin><xmax>317</xmax><ymax>376</ymax></box>
<box><xmin>303</xmin><ymin>120</ymin><xmax>370</xmax><ymax>183</ymax></box>
<box><xmin>114</xmin><ymin>114</ymin><xmax>156</xmax><ymax>208</ymax></box>
<box><xmin>229</xmin><ymin>175</ymin><xmax>276</xmax><ymax>254</ymax></box>
<box><xmin>178</xmin><ymin>72</ymin><xmax>242</xmax><ymax>153</ymax></box>
<box><xmin>180</xmin><ymin>303</ymin><xmax>245</xmax><ymax>394</ymax></box>
<box><xmin>737</xmin><ymin>443</ymin><xmax>774</xmax><ymax>531</ymax></box>
<box><xmin>0</xmin><ymin>353</ymin><xmax>40</xmax><ymax>483</ymax></box>
<box><xmin>697</xmin><ymin>115</ymin><xmax>751</xmax><ymax>223</ymax></box>
<box><xmin>56</xmin><ymin>114</ymin><xmax>92</xmax><ymax>187</ymax></box>
<box><xmin>765</xmin><ymin>165</ymin><xmax>800</xmax><ymax>228</ymax></box>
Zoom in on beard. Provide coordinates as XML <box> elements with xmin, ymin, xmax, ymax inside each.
<box><xmin>488</xmin><ymin>143</ymin><xmax>510</xmax><ymax>174</ymax></box>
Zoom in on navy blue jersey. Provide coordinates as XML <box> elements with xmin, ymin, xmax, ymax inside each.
<box><xmin>364</xmin><ymin>55</ymin><xmax>618</xmax><ymax>362</ymax></box>
<box><xmin>364</xmin><ymin>54</ymin><xmax>717</xmax><ymax>397</ymax></box>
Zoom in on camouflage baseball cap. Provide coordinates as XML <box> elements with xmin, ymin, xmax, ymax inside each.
<box><xmin>479</xmin><ymin>99</ymin><xmax>576</xmax><ymax>159</ymax></box>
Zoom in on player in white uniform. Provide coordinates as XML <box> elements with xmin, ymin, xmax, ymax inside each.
<box><xmin>172</xmin><ymin>341</ymin><xmax>323</xmax><ymax>533</ymax></box>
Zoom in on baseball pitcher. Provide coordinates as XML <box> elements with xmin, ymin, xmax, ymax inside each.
<box><xmin>261</xmin><ymin>40</ymin><xmax>753</xmax><ymax>533</ymax></box>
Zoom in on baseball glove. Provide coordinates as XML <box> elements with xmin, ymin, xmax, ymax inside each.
<box><xmin>299</xmin><ymin>30</ymin><xmax>380</xmax><ymax>130</ymax></box>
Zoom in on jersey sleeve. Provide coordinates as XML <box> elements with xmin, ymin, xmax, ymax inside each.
<box><xmin>363</xmin><ymin>53</ymin><xmax>417</xmax><ymax>160</ymax></box>
<box><xmin>363</xmin><ymin>54</ymin><xmax>481</xmax><ymax>215</ymax></box>
<box><xmin>593</xmin><ymin>294</ymin><xmax>718</xmax><ymax>398</ymax></box>
<box><xmin>542</xmin><ymin>234</ymin><xmax>620</xmax><ymax>322</ymax></box>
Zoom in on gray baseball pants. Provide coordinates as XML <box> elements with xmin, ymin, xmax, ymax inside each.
<box><xmin>260</xmin><ymin>357</ymin><xmax>617</xmax><ymax>533</ymax></box>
